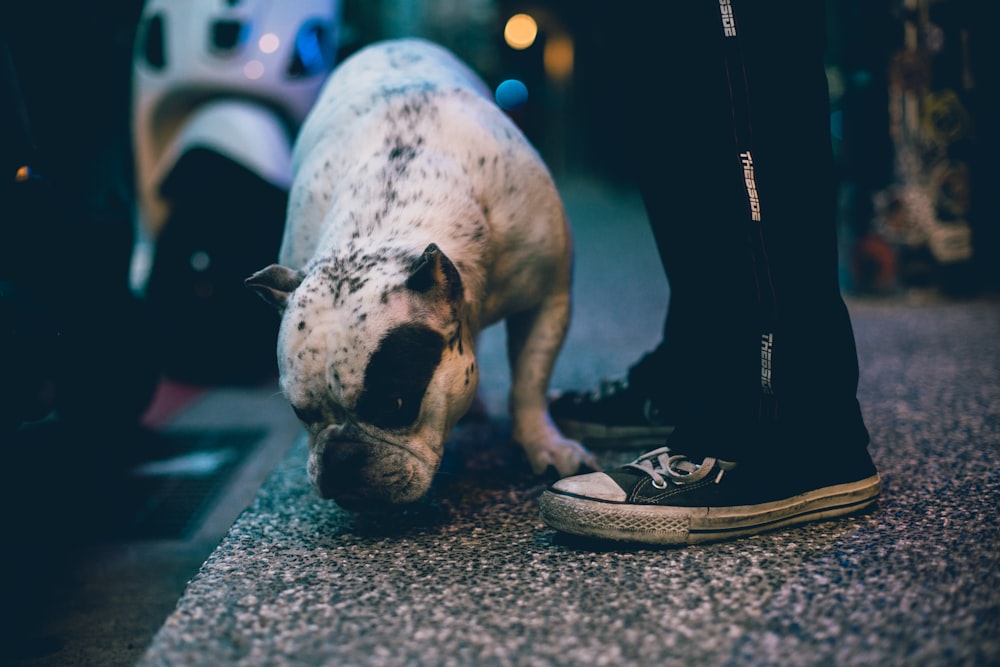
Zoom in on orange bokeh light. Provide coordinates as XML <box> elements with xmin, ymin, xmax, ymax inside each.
<box><xmin>504</xmin><ymin>14</ymin><xmax>538</xmax><ymax>50</ymax></box>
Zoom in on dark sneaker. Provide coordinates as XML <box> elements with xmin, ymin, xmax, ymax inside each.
<box><xmin>539</xmin><ymin>446</ymin><xmax>881</xmax><ymax>545</ymax></box>
<box><xmin>549</xmin><ymin>379</ymin><xmax>674</xmax><ymax>449</ymax></box>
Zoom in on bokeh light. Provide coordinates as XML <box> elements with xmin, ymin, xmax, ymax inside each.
<box><xmin>259</xmin><ymin>33</ymin><xmax>280</xmax><ymax>54</ymax></box>
<box><xmin>504</xmin><ymin>13</ymin><xmax>538</xmax><ymax>50</ymax></box>
<box><xmin>244</xmin><ymin>59</ymin><xmax>265</xmax><ymax>79</ymax></box>
<box><xmin>495</xmin><ymin>79</ymin><xmax>528</xmax><ymax>110</ymax></box>
<box><xmin>544</xmin><ymin>34</ymin><xmax>574</xmax><ymax>81</ymax></box>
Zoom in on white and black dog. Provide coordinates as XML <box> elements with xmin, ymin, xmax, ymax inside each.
<box><xmin>246</xmin><ymin>38</ymin><xmax>596</xmax><ymax>511</ymax></box>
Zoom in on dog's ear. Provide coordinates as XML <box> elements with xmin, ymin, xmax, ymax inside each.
<box><xmin>245</xmin><ymin>265</ymin><xmax>303</xmax><ymax>312</ymax></box>
<box><xmin>406</xmin><ymin>243</ymin><xmax>463</xmax><ymax>303</ymax></box>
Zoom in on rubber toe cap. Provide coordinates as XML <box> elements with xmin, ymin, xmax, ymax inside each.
<box><xmin>550</xmin><ymin>472</ymin><xmax>627</xmax><ymax>502</ymax></box>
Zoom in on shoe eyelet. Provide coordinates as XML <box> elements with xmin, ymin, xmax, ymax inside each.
<box><xmin>650</xmin><ymin>478</ymin><xmax>668</xmax><ymax>490</ymax></box>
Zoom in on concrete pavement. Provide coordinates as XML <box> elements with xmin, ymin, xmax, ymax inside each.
<box><xmin>133</xmin><ymin>178</ymin><xmax>1000</xmax><ymax>666</ymax></box>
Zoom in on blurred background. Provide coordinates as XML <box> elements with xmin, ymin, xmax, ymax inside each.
<box><xmin>2</xmin><ymin>0</ymin><xmax>997</xmax><ymax>410</ymax></box>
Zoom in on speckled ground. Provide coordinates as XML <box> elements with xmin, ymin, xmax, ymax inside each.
<box><xmin>138</xmin><ymin>288</ymin><xmax>999</xmax><ymax>666</ymax></box>
<box><xmin>124</xmin><ymin>174</ymin><xmax>999</xmax><ymax>667</ymax></box>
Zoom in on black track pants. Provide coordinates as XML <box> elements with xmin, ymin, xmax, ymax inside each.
<box><xmin>592</xmin><ymin>0</ymin><xmax>870</xmax><ymax>460</ymax></box>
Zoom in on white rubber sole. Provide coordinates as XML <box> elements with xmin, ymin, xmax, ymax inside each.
<box><xmin>539</xmin><ymin>474</ymin><xmax>882</xmax><ymax>545</ymax></box>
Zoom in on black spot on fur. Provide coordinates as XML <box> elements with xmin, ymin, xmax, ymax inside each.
<box><xmin>449</xmin><ymin>321</ymin><xmax>464</xmax><ymax>355</ymax></box>
<box><xmin>388</xmin><ymin>138</ymin><xmax>418</xmax><ymax>167</ymax></box>
<box><xmin>356</xmin><ymin>324</ymin><xmax>445</xmax><ymax>429</ymax></box>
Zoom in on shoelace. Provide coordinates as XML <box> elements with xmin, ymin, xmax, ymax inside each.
<box><xmin>563</xmin><ymin>379</ymin><xmax>670</xmax><ymax>427</ymax></box>
<box><xmin>623</xmin><ymin>447</ymin><xmax>737</xmax><ymax>489</ymax></box>
<box><xmin>575</xmin><ymin>378</ymin><xmax>627</xmax><ymax>404</ymax></box>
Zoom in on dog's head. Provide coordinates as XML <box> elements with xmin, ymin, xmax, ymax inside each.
<box><xmin>246</xmin><ymin>243</ymin><xmax>478</xmax><ymax>510</ymax></box>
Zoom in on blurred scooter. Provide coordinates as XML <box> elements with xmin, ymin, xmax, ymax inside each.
<box><xmin>132</xmin><ymin>0</ymin><xmax>341</xmax><ymax>384</ymax></box>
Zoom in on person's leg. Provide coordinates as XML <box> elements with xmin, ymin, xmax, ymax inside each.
<box><xmin>624</xmin><ymin>0</ymin><xmax>764</xmax><ymax>456</ymax></box>
<box><xmin>541</xmin><ymin>0</ymin><xmax>878</xmax><ymax>544</ymax></box>
<box><xmin>550</xmin><ymin>0</ymin><xmax>760</xmax><ymax>448</ymax></box>
<box><xmin>737</xmin><ymin>3</ymin><xmax>871</xmax><ymax>460</ymax></box>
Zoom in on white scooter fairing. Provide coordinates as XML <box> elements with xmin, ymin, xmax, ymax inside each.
<box><xmin>131</xmin><ymin>0</ymin><xmax>341</xmax><ymax>383</ymax></box>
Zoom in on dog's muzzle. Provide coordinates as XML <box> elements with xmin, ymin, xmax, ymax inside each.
<box><xmin>312</xmin><ymin>436</ymin><xmax>434</xmax><ymax>510</ymax></box>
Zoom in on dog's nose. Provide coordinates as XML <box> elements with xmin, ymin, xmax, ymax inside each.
<box><xmin>324</xmin><ymin>440</ymin><xmax>368</xmax><ymax>468</ymax></box>
<box><xmin>316</xmin><ymin>439</ymin><xmax>426</xmax><ymax>510</ymax></box>
<box><xmin>317</xmin><ymin>440</ymin><xmax>389</xmax><ymax>509</ymax></box>
<box><xmin>320</xmin><ymin>439</ymin><xmax>368</xmax><ymax>485</ymax></box>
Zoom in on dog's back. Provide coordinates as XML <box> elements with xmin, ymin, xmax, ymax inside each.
<box><xmin>277</xmin><ymin>39</ymin><xmax>570</xmax><ymax>334</ymax></box>
<box><xmin>282</xmin><ymin>39</ymin><xmax>501</xmax><ymax>270</ymax></box>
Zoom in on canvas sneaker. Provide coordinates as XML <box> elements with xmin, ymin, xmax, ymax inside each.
<box><xmin>539</xmin><ymin>446</ymin><xmax>881</xmax><ymax>545</ymax></box>
<box><xmin>549</xmin><ymin>379</ymin><xmax>675</xmax><ymax>449</ymax></box>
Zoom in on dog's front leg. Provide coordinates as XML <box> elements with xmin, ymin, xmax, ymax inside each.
<box><xmin>506</xmin><ymin>292</ymin><xmax>599</xmax><ymax>476</ymax></box>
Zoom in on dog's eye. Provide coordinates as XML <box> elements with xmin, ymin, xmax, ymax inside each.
<box><xmin>292</xmin><ymin>405</ymin><xmax>323</xmax><ymax>424</ymax></box>
<box><xmin>356</xmin><ymin>324</ymin><xmax>444</xmax><ymax>429</ymax></box>
<box><xmin>357</xmin><ymin>386</ymin><xmax>423</xmax><ymax>430</ymax></box>
<box><xmin>372</xmin><ymin>395</ymin><xmax>404</xmax><ymax>418</ymax></box>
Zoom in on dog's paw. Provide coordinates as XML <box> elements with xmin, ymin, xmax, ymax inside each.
<box><xmin>522</xmin><ymin>434</ymin><xmax>601</xmax><ymax>478</ymax></box>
